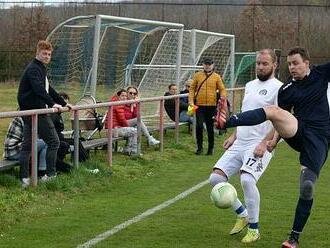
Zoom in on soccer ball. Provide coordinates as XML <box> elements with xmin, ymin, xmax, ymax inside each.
<box><xmin>210</xmin><ymin>182</ymin><xmax>237</xmax><ymax>209</ymax></box>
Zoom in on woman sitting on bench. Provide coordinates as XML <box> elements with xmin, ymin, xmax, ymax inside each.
<box><xmin>104</xmin><ymin>89</ymin><xmax>138</xmax><ymax>156</ymax></box>
<box><xmin>125</xmin><ymin>86</ymin><xmax>160</xmax><ymax>146</ymax></box>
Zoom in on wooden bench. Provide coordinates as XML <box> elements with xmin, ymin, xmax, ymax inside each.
<box><xmin>81</xmin><ymin>136</ymin><xmax>125</xmax><ymax>151</ymax></box>
<box><xmin>148</xmin><ymin>122</ymin><xmax>191</xmax><ymax>134</ymax></box>
<box><xmin>0</xmin><ymin>159</ymin><xmax>19</xmax><ymax>171</ymax></box>
<box><xmin>78</xmin><ymin>121</ymin><xmax>191</xmax><ymax>152</ymax></box>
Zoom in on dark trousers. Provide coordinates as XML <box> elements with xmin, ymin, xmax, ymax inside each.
<box><xmin>195</xmin><ymin>105</ymin><xmax>216</xmax><ymax>151</ymax></box>
<box><xmin>56</xmin><ymin>141</ymin><xmax>72</xmax><ymax>173</ymax></box>
<box><xmin>20</xmin><ymin>115</ymin><xmax>60</xmax><ymax>179</ymax></box>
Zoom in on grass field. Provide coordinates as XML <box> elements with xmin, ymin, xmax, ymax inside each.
<box><xmin>0</xmin><ymin>83</ymin><xmax>329</xmax><ymax>248</ymax></box>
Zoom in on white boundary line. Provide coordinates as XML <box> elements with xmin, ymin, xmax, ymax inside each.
<box><xmin>77</xmin><ymin>179</ymin><xmax>209</xmax><ymax>248</ymax></box>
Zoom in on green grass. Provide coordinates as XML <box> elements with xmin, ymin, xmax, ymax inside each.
<box><xmin>0</xmin><ymin>82</ymin><xmax>330</xmax><ymax>247</ymax></box>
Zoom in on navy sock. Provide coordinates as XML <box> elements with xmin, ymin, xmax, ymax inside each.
<box><xmin>292</xmin><ymin>198</ymin><xmax>313</xmax><ymax>233</ymax></box>
<box><xmin>225</xmin><ymin>108</ymin><xmax>267</xmax><ymax>128</ymax></box>
<box><xmin>235</xmin><ymin>205</ymin><xmax>246</xmax><ymax>215</ymax></box>
<box><xmin>249</xmin><ymin>222</ymin><xmax>259</xmax><ymax>229</ymax></box>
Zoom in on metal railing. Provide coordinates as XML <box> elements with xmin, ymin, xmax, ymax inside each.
<box><xmin>0</xmin><ymin>87</ymin><xmax>244</xmax><ymax>186</ymax></box>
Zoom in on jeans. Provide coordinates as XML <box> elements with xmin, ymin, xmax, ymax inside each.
<box><xmin>37</xmin><ymin>139</ymin><xmax>47</xmax><ymax>171</ymax></box>
<box><xmin>20</xmin><ymin>115</ymin><xmax>59</xmax><ymax>179</ymax></box>
<box><xmin>179</xmin><ymin>111</ymin><xmax>193</xmax><ymax>123</ymax></box>
<box><xmin>117</xmin><ymin>127</ymin><xmax>138</xmax><ymax>153</ymax></box>
<box><xmin>127</xmin><ymin>118</ymin><xmax>152</xmax><ymax>140</ymax></box>
<box><xmin>7</xmin><ymin>139</ymin><xmax>47</xmax><ymax>171</ymax></box>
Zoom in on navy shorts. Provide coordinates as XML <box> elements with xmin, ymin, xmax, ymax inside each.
<box><xmin>284</xmin><ymin>121</ymin><xmax>329</xmax><ymax>176</ymax></box>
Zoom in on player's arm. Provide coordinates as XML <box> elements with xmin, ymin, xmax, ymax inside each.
<box><xmin>253</xmin><ymin>128</ymin><xmax>276</xmax><ymax>158</ymax></box>
<box><xmin>266</xmin><ymin>130</ymin><xmax>281</xmax><ymax>153</ymax></box>
<box><xmin>223</xmin><ymin>129</ymin><xmax>237</xmax><ymax>150</ymax></box>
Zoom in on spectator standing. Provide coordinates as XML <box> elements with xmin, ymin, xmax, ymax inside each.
<box><xmin>188</xmin><ymin>58</ymin><xmax>227</xmax><ymax>155</ymax></box>
<box><xmin>17</xmin><ymin>40</ymin><xmax>72</xmax><ymax>186</ymax></box>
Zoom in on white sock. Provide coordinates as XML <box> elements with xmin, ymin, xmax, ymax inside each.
<box><xmin>209</xmin><ymin>173</ymin><xmax>248</xmax><ymax>218</ymax></box>
<box><xmin>232</xmin><ymin>198</ymin><xmax>248</xmax><ymax>218</ymax></box>
<box><xmin>241</xmin><ymin>173</ymin><xmax>260</xmax><ymax>225</ymax></box>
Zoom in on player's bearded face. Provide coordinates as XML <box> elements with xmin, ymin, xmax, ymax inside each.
<box><xmin>256</xmin><ymin>54</ymin><xmax>275</xmax><ymax>81</ymax></box>
<box><xmin>257</xmin><ymin>68</ymin><xmax>274</xmax><ymax>81</ymax></box>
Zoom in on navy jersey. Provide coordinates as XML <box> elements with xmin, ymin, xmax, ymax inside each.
<box><xmin>278</xmin><ymin>61</ymin><xmax>330</xmax><ymax>132</ymax></box>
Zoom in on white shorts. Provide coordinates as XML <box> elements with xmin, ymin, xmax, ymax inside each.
<box><xmin>213</xmin><ymin>144</ymin><xmax>273</xmax><ymax>181</ymax></box>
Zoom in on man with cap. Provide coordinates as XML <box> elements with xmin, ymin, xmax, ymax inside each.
<box><xmin>188</xmin><ymin>58</ymin><xmax>227</xmax><ymax>155</ymax></box>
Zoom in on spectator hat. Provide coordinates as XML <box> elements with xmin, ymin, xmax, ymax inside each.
<box><xmin>202</xmin><ymin>58</ymin><xmax>214</xmax><ymax>65</ymax></box>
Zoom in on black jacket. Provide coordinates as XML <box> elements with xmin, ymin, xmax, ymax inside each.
<box><xmin>164</xmin><ymin>92</ymin><xmax>189</xmax><ymax>121</ymax></box>
<box><xmin>17</xmin><ymin>58</ymin><xmax>66</xmax><ymax>110</ymax></box>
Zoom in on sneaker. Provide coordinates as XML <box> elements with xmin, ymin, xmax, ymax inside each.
<box><xmin>282</xmin><ymin>236</ymin><xmax>299</xmax><ymax>248</ymax></box>
<box><xmin>195</xmin><ymin>148</ymin><xmax>203</xmax><ymax>155</ymax></box>
<box><xmin>86</xmin><ymin>168</ymin><xmax>100</xmax><ymax>174</ymax></box>
<box><xmin>148</xmin><ymin>136</ymin><xmax>160</xmax><ymax>146</ymax></box>
<box><xmin>40</xmin><ymin>174</ymin><xmax>56</xmax><ymax>182</ymax></box>
<box><xmin>122</xmin><ymin>147</ymin><xmax>131</xmax><ymax>154</ymax></box>
<box><xmin>21</xmin><ymin>178</ymin><xmax>30</xmax><ymax>188</ymax></box>
<box><xmin>229</xmin><ymin>217</ymin><xmax>248</xmax><ymax>235</ymax></box>
<box><xmin>241</xmin><ymin>228</ymin><xmax>260</xmax><ymax>243</ymax></box>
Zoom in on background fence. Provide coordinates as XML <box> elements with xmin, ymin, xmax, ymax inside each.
<box><xmin>0</xmin><ymin>0</ymin><xmax>330</xmax><ymax>82</ymax></box>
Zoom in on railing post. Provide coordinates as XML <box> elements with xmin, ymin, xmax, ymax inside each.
<box><xmin>174</xmin><ymin>96</ymin><xmax>179</xmax><ymax>143</ymax></box>
<box><xmin>232</xmin><ymin>89</ymin><xmax>236</xmax><ymax>113</ymax></box>
<box><xmin>192</xmin><ymin>113</ymin><xmax>196</xmax><ymax>142</ymax></box>
<box><xmin>136</xmin><ymin>102</ymin><xmax>142</xmax><ymax>154</ymax></box>
<box><xmin>73</xmin><ymin>110</ymin><xmax>80</xmax><ymax>168</ymax></box>
<box><xmin>159</xmin><ymin>99</ymin><xmax>164</xmax><ymax>152</ymax></box>
<box><xmin>31</xmin><ymin>114</ymin><xmax>38</xmax><ymax>187</ymax></box>
<box><xmin>107</xmin><ymin>106</ymin><xmax>113</xmax><ymax>168</ymax></box>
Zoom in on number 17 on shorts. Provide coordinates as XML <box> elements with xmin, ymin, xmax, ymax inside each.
<box><xmin>241</xmin><ymin>151</ymin><xmax>272</xmax><ymax>181</ymax></box>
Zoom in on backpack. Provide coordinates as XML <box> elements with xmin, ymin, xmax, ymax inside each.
<box><xmin>64</xmin><ymin>137</ymin><xmax>90</xmax><ymax>162</ymax></box>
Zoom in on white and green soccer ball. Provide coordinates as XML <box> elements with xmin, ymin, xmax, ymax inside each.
<box><xmin>210</xmin><ymin>182</ymin><xmax>237</xmax><ymax>209</ymax></box>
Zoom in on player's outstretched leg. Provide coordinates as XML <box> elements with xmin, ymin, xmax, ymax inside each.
<box><xmin>225</xmin><ymin>106</ymin><xmax>298</xmax><ymax>139</ymax></box>
<box><xmin>209</xmin><ymin>169</ymin><xmax>248</xmax><ymax>235</ymax></box>
<box><xmin>225</xmin><ymin>108</ymin><xmax>267</xmax><ymax>128</ymax></box>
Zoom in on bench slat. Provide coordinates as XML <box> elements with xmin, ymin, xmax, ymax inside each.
<box><xmin>81</xmin><ymin>137</ymin><xmax>124</xmax><ymax>150</ymax></box>
<box><xmin>0</xmin><ymin>159</ymin><xmax>19</xmax><ymax>171</ymax></box>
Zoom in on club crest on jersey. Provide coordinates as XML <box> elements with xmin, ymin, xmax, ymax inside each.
<box><xmin>258</xmin><ymin>89</ymin><xmax>267</xmax><ymax>95</ymax></box>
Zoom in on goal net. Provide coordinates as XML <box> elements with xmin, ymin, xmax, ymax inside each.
<box><xmin>47</xmin><ymin>15</ymin><xmax>235</xmax><ymax>118</ymax></box>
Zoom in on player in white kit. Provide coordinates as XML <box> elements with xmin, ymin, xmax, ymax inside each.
<box><xmin>209</xmin><ymin>49</ymin><xmax>283</xmax><ymax>243</ymax></box>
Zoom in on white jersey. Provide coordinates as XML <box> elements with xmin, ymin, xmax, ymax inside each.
<box><xmin>235</xmin><ymin>77</ymin><xmax>283</xmax><ymax>146</ymax></box>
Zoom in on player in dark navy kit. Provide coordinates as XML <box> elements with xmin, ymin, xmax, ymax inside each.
<box><xmin>222</xmin><ymin>47</ymin><xmax>330</xmax><ymax>248</ymax></box>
